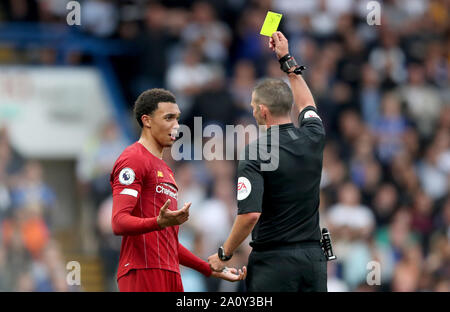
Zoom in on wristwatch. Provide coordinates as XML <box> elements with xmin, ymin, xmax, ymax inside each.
<box><xmin>218</xmin><ymin>246</ymin><xmax>233</xmax><ymax>261</ymax></box>
<box><xmin>278</xmin><ymin>53</ymin><xmax>306</xmax><ymax>75</ymax></box>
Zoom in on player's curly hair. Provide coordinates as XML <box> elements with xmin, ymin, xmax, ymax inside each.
<box><xmin>134</xmin><ymin>88</ymin><xmax>176</xmax><ymax>128</ymax></box>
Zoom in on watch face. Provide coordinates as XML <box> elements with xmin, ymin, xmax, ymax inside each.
<box><xmin>219</xmin><ymin>247</ymin><xmax>229</xmax><ymax>260</ymax></box>
<box><xmin>286</xmin><ymin>58</ymin><xmax>297</xmax><ymax>68</ymax></box>
<box><xmin>282</xmin><ymin>63</ymin><xmax>291</xmax><ymax>72</ymax></box>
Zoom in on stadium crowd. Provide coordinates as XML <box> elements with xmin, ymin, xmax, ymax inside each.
<box><xmin>0</xmin><ymin>0</ymin><xmax>449</xmax><ymax>291</ymax></box>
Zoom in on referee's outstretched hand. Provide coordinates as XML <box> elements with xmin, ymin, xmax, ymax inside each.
<box><xmin>211</xmin><ymin>266</ymin><xmax>247</xmax><ymax>282</ymax></box>
<box><xmin>157</xmin><ymin>199</ymin><xmax>191</xmax><ymax>229</ymax></box>
<box><xmin>269</xmin><ymin>31</ymin><xmax>289</xmax><ymax>59</ymax></box>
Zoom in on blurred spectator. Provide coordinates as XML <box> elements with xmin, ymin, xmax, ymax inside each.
<box><xmin>326</xmin><ymin>182</ymin><xmax>376</xmax><ymax>290</ymax></box>
<box><xmin>134</xmin><ymin>2</ymin><xmax>175</xmax><ymax>94</ymax></box>
<box><xmin>190</xmin><ymin>70</ymin><xmax>240</xmax><ymax>128</ymax></box>
<box><xmin>76</xmin><ymin>120</ymin><xmax>129</xmax><ymax>207</ymax></box>
<box><xmin>181</xmin><ymin>1</ymin><xmax>231</xmax><ymax>63</ymax></box>
<box><xmin>410</xmin><ymin>191</ymin><xmax>435</xmax><ymax>251</ymax></box>
<box><xmin>359</xmin><ymin>64</ymin><xmax>382</xmax><ymax>128</ymax></box>
<box><xmin>1</xmin><ymin>0</ymin><xmax>39</xmax><ymax>22</ymax></box>
<box><xmin>229</xmin><ymin>60</ymin><xmax>257</xmax><ymax>115</ymax></box>
<box><xmin>372</xmin><ymin>183</ymin><xmax>399</xmax><ymax>227</ymax></box>
<box><xmin>348</xmin><ymin>131</ymin><xmax>377</xmax><ymax>189</ymax></box>
<box><xmin>97</xmin><ymin>196</ymin><xmax>120</xmax><ymax>292</ymax></box>
<box><xmin>390</xmin><ymin>244</ymin><xmax>423</xmax><ymax>291</ymax></box>
<box><xmin>81</xmin><ymin>0</ymin><xmax>119</xmax><ymax>38</ymax></box>
<box><xmin>326</xmin><ymin>261</ymin><xmax>349</xmax><ymax>292</ymax></box>
<box><xmin>375</xmin><ymin>208</ymin><xmax>420</xmax><ymax>285</ymax></box>
<box><xmin>369</xmin><ymin>27</ymin><xmax>407</xmax><ymax>88</ymax></box>
<box><xmin>9</xmin><ymin>161</ymin><xmax>56</xmax><ymax>228</ymax></box>
<box><xmin>372</xmin><ymin>92</ymin><xmax>408</xmax><ymax>164</ymax></box>
<box><xmin>175</xmin><ymin>162</ymin><xmax>207</xmax><ymax>215</ymax></box>
<box><xmin>327</xmin><ymin>182</ymin><xmax>375</xmax><ymax>241</ymax></box>
<box><xmin>190</xmin><ymin>179</ymin><xmax>234</xmax><ymax>260</ymax></box>
<box><xmin>398</xmin><ymin>63</ymin><xmax>443</xmax><ymax>138</ymax></box>
<box><xmin>0</xmin><ymin>127</ymin><xmax>25</xmax><ymax>177</ymax></box>
<box><xmin>417</xmin><ymin>144</ymin><xmax>449</xmax><ymax>201</ymax></box>
<box><xmin>336</xmin><ymin>110</ymin><xmax>364</xmax><ymax>161</ymax></box>
<box><xmin>234</xmin><ymin>8</ymin><xmax>270</xmax><ymax>70</ymax></box>
<box><xmin>189</xmin><ymin>178</ymin><xmax>234</xmax><ymax>292</ymax></box>
<box><xmin>166</xmin><ymin>45</ymin><xmax>219</xmax><ymax>116</ymax></box>
<box><xmin>310</xmin><ymin>0</ymin><xmax>339</xmax><ymax>38</ymax></box>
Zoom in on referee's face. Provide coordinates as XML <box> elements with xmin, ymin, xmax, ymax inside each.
<box><xmin>147</xmin><ymin>102</ymin><xmax>181</xmax><ymax>148</ymax></box>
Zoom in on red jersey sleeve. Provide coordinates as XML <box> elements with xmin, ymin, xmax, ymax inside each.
<box><xmin>178</xmin><ymin>243</ymin><xmax>212</xmax><ymax>277</ymax></box>
<box><xmin>110</xmin><ymin>156</ymin><xmax>162</xmax><ymax>236</ymax></box>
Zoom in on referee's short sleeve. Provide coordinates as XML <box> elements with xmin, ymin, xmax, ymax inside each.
<box><xmin>236</xmin><ymin>156</ymin><xmax>264</xmax><ymax>215</ymax></box>
<box><xmin>298</xmin><ymin>106</ymin><xmax>325</xmax><ymax>139</ymax></box>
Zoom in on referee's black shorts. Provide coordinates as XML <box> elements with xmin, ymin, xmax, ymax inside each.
<box><xmin>245</xmin><ymin>241</ymin><xmax>327</xmax><ymax>292</ymax></box>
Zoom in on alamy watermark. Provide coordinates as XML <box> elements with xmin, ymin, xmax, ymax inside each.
<box><xmin>170</xmin><ymin>119</ymin><xmax>280</xmax><ymax>171</ymax></box>
<box><xmin>367</xmin><ymin>1</ymin><xmax>382</xmax><ymax>25</ymax></box>
<box><xmin>66</xmin><ymin>261</ymin><xmax>81</xmax><ymax>286</ymax></box>
<box><xmin>67</xmin><ymin>1</ymin><xmax>81</xmax><ymax>26</ymax></box>
<box><xmin>67</xmin><ymin>0</ymin><xmax>381</xmax><ymax>27</ymax></box>
<box><xmin>366</xmin><ymin>260</ymin><xmax>381</xmax><ymax>286</ymax></box>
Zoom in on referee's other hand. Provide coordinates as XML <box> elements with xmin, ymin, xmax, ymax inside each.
<box><xmin>211</xmin><ymin>266</ymin><xmax>247</xmax><ymax>282</ymax></box>
<box><xmin>157</xmin><ymin>200</ymin><xmax>191</xmax><ymax>228</ymax></box>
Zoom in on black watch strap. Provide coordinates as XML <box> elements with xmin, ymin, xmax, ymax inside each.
<box><xmin>278</xmin><ymin>53</ymin><xmax>306</xmax><ymax>75</ymax></box>
<box><xmin>281</xmin><ymin>57</ymin><xmax>298</xmax><ymax>72</ymax></box>
<box><xmin>278</xmin><ymin>53</ymin><xmax>292</xmax><ymax>63</ymax></box>
<box><xmin>218</xmin><ymin>246</ymin><xmax>232</xmax><ymax>261</ymax></box>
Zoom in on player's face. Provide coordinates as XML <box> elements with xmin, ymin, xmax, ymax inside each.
<box><xmin>149</xmin><ymin>102</ymin><xmax>181</xmax><ymax>148</ymax></box>
<box><xmin>250</xmin><ymin>92</ymin><xmax>265</xmax><ymax>126</ymax></box>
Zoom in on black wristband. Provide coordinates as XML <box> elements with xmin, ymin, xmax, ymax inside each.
<box><xmin>278</xmin><ymin>53</ymin><xmax>306</xmax><ymax>75</ymax></box>
<box><xmin>278</xmin><ymin>53</ymin><xmax>292</xmax><ymax>64</ymax></box>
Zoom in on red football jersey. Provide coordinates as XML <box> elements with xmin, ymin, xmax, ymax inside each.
<box><xmin>110</xmin><ymin>142</ymin><xmax>181</xmax><ymax>280</ymax></box>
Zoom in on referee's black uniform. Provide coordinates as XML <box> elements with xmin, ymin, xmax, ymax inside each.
<box><xmin>237</xmin><ymin>105</ymin><xmax>327</xmax><ymax>292</ymax></box>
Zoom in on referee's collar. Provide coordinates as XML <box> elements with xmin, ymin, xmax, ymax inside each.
<box><xmin>267</xmin><ymin>123</ymin><xmax>294</xmax><ymax>132</ymax></box>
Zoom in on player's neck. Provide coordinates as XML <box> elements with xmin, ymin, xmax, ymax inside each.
<box><xmin>138</xmin><ymin>133</ymin><xmax>164</xmax><ymax>159</ymax></box>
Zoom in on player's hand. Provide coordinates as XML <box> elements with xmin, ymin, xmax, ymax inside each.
<box><xmin>211</xmin><ymin>266</ymin><xmax>247</xmax><ymax>282</ymax></box>
<box><xmin>269</xmin><ymin>31</ymin><xmax>289</xmax><ymax>59</ymax></box>
<box><xmin>208</xmin><ymin>253</ymin><xmax>226</xmax><ymax>272</ymax></box>
<box><xmin>157</xmin><ymin>199</ymin><xmax>191</xmax><ymax>229</ymax></box>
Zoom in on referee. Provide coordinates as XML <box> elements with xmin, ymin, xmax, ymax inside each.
<box><xmin>208</xmin><ymin>31</ymin><xmax>327</xmax><ymax>292</ymax></box>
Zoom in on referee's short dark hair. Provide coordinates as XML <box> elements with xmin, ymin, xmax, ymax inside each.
<box><xmin>253</xmin><ymin>78</ymin><xmax>293</xmax><ymax>116</ymax></box>
<box><xmin>134</xmin><ymin>88</ymin><xmax>176</xmax><ymax>128</ymax></box>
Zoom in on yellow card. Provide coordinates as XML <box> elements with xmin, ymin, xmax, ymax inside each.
<box><xmin>260</xmin><ymin>11</ymin><xmax>282</xmax><ymax>37</ymax></box>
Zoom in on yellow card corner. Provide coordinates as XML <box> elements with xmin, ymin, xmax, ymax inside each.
<box><xmin>260</xmin><ymin>11</ymin><xmax>283</xmax><ymax>37</ymax></box>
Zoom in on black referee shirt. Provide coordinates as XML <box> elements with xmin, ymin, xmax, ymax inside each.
<box><xmin>237</xmin><ymin>106</ymin><xmax>325</xmax><ymax>249</ymax></box>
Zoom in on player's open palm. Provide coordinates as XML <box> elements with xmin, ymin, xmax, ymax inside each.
<box><xmin>211</xmin><ymin>266</ymin><xmax>247</xmax><ymax>282</ymax></box>
<box><xmin>157</xmin><ymin>199</ymin><xmax>191</xmax><ymax>228</ymax></box>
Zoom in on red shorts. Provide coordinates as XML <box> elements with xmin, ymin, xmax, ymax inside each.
<box><xmin>117</xmin><ymin>268</ymin><xmax>184</xmax><ymax>292</ymax></box>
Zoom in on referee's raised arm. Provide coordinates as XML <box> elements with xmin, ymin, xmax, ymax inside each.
<box><xmin>269</xmin><ymin>31</ymin><xmax>316</xmax><ymax>118</ymax></box>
